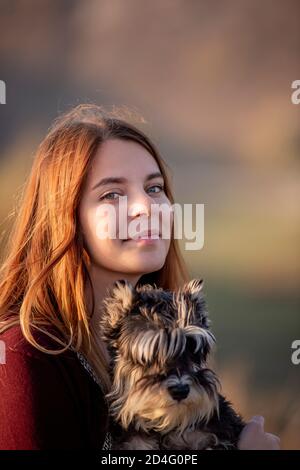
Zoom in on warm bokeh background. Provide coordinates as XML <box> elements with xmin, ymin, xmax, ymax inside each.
<box><xmin>0</xmin><ymin>0</ymin><xmax>299</xmax><ymax>449</ymax></box>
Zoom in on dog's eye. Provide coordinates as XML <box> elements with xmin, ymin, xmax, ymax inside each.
<box><xmin>186</xmin><ymin>336</ymin><xmax>209</xmax><ymax>361</ymax></box>
<box><xmin>186</xmin><ymin>336</ymin><xmax>198</xmax><ymax>354</ymax></box>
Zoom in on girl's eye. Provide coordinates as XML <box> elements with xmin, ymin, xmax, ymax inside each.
<box><xmin>99</xmin><ymin>192</ymin><xmax>121</xmax><ymax>201</ymax></box>
<box><xmin>147</xmin><ymin>184</ymin><xmax>164</xmax><ymax>194</ymax></box>
<box><xmin>99</xmin><ymin>185</ymin><xmax>164</xmax><ymax>201</ymax></box>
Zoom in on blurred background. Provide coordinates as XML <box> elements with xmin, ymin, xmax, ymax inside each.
<box><xmin>0</xmin><ymin>0</ymin><xmax>299</xmax><ymax>449</ymax></box>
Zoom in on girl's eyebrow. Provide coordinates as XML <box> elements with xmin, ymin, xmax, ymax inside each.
<box><xmin>92</xmin><ymin>171</ymin><xmax>163</xmax><ymax>191</ymax></box>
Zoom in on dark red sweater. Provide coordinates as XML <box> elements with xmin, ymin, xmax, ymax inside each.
<box><xmin>0</xmin><ymin>325</ymin><xmax>109</xmax><ymax>450</ymax></box>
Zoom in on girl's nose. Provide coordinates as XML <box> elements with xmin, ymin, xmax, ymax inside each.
<box><xmin>128</xmin><ymin>194</ymin><xmax>152</xmax><ymax>218</ymax></box>
<box><xmin>129</xmin><ymin>203</ymin><xmax>150</xmax><ymax>218</ymax></box>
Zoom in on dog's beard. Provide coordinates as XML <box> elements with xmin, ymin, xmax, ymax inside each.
<box><xmin>108</xmin><ymin>363</ymin><xmax>219</xmax><ymax>435</ymax></box>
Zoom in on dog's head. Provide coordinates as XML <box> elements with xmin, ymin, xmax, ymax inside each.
<box><xmin>100</xmin><ymin>279</ymin><xmax>219</xmax><ymax>434</ymax></box>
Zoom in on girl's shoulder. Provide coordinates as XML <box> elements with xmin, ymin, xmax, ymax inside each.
<box><xmin>0</xmin><ymin>323</ymin><xmax>87</xmax><ymax>394</ymax></box>
<box><xmin>0</xmin><ymin>323</ymin><xmax>72</xmax><ymax>358</ymax></box>
<box><xmin>0</xmin><ymin>323</ymin><xmax>108</xmax><ymax>402</ymax></box>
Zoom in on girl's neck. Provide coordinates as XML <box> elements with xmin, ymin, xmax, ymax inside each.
<box><xmin>85</xmin><ymin>264</ymin><xmax>141</xmax><ymax>331</ymax></box>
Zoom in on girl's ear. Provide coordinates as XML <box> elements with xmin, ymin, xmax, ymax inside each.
<box><xmin>100</xmin><ymin>279</ymin><xmax>135</xmax><ymax>342</ymax></box>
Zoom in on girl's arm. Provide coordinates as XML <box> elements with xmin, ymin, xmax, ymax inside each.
<box><xmin>0</xmin><ymin>348</ymin><xmax>84</xmax><ymax>449</ymax></box>
<box><xmin>0</xmin><ymin>323</ymin><xmax>110</xmax><ymax>450</ymax></box>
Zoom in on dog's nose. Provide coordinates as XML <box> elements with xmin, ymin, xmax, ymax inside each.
<box><xmin>167</xmin><ymin>384</ymin><xmax>190</xmax><ymax>401</ymax></box>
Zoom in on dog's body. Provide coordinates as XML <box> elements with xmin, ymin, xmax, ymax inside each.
<box><xmin>100</xmin><ymin>279</ymin><xmax>245</xmax><ymax>450</ymax></box>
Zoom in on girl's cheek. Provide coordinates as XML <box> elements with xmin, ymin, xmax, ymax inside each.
<box><xmin>93</xmin><ymin>205</ymin><xmax>118</xmax><ymax>240</ymax></box>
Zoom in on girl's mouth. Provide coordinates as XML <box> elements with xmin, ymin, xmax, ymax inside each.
<box><xmin>122</xmin><ymin>230</ymin><xmax>161</xmax><ymax>244</ymax></box>
<box><xmin>123</xmin><ymin>237</ymin><xmax>160</xmax><ymax>245</ymax></box>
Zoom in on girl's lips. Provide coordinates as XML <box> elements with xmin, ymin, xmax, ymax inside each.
<box><xmin>123</xmin><ymin>235</ymin><xmax>160</xmax><ymax>244</ymax></box>
<box><xmin>122</xmin><ymin>231</ymin><xmax>161</xmax><ymax>242</ymax></box>
<box><xmin>125</xmin><ymin>238</ymin><xmax>159</xmax><ymax>245</ymax></box>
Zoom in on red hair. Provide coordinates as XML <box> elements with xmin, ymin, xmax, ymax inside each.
<box><xmin>0</xmin><ymin>104</ymin><xmax>189</xmax><ymax>391</ymax></box>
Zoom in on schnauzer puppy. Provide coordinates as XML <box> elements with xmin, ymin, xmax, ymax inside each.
<box><xmin>100</xmin><ymin>279</ymin><xmax>245</xmax><ymax>450</ymax></box>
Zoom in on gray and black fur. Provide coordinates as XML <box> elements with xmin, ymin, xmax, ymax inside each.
<box><xmin>100</xmin><ymin>278</ymin><xmax>245</xmax><ymax>450</ymax></box>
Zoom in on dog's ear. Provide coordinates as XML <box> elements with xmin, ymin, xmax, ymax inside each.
<box><xmin>100</xmin><ymin>279</ymin><xmax>135</xmax><ymax>341</ymax></box>
<box><xmin>180</xmin><ymin>279</ymin><xmax>210</xmax><ymax>328</ymax></box>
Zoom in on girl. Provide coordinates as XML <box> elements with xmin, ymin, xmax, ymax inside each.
<box><xmin>0</xmin><ymin>104</ymin><xmax>280</xmax><ymax>450</ymax></box>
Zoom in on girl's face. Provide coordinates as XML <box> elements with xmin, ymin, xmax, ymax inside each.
<box><xmin>79</xmin><ymin>138</ymin><xmax>172</xmax><ymax>278</ymax></box>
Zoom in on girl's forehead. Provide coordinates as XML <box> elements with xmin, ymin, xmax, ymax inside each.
<box><xmin>87</xmin><ymin>139</ymin><xmax>161</xmax><ymax>186</ymax></box>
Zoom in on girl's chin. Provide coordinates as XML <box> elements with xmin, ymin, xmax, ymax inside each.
<box><xmin>118</xmin><ymin>254</ymin><xmax>165</xmax><ymax>272</ymax></box>
<box><xmin>117</xmin><ymin>240</ymin><xmax>167</xmax><ymax>271</ymax></box>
